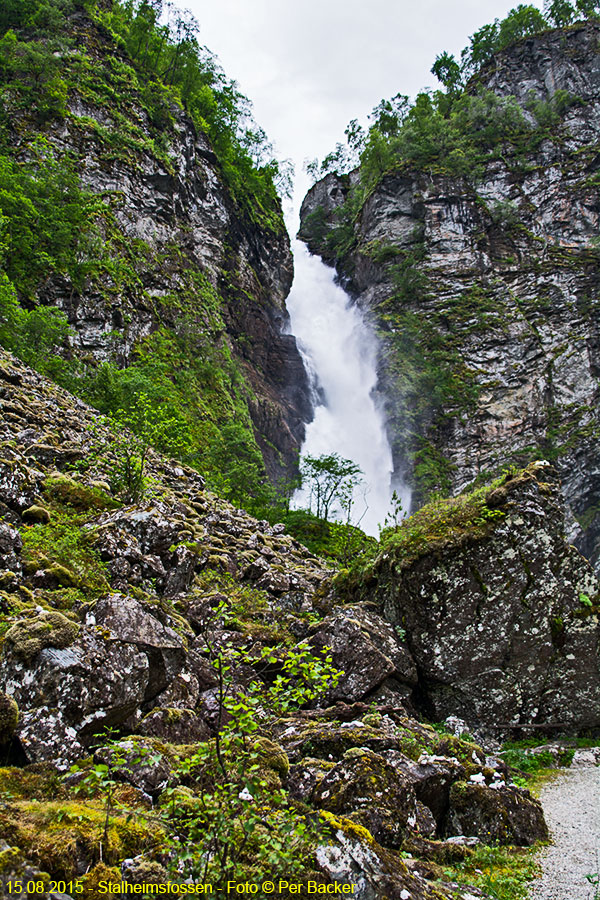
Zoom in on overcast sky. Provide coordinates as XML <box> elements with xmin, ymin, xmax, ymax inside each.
<box><xmin>184</xmin><ymin>0</ymin><xmax>544</xmax><ymax>216</ymax></box>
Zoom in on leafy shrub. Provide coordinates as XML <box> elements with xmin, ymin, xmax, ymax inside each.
<box><xmin>103</xmin><ymin>392</ymin><xmax>192</xmax><ymax>501</ymax></box>
<box><xmin>159</xmin><ymin>619</ymin><xmax>340</xmax><ymax>885</ymax></box>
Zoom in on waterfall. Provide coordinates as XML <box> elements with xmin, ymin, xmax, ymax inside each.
<box><xmin>287</xmin><ymin>240</ymin><xmax>402</xmax><ymax>536</ymax></box>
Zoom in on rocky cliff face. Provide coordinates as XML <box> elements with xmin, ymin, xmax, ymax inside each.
<box><xmin>2</xmin><ymin>6</ymin><xmax>311</xmax><ymax>484</ymax></box>
<box><xmin>300</xmin><ymin>22</ymin><xmax>600</xmax><ymax>567</ymax></box>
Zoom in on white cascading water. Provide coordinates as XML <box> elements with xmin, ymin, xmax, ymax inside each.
<box><xmin>287</xmin><ymin>240</ymin><xmax>401</xmax><ymax>536</ymax></box>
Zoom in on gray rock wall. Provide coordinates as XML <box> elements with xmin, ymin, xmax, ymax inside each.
<box><xmin>299</xmin><ymin>22</ymin><xmax>600</xmax><ymax>568</ymax></box>
<box><xmin>364</xmin><ymin>464</ymin><xmax>600</xmax><ymax>732</ymax></box>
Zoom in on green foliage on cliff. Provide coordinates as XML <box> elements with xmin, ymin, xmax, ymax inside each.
<box><xmin>0</xmin><ymin>143</ymin><xmax>100</xmax><ymax>296</ymax></box>
<box><xmin>0</xmin><ymin>0</ymin><xmax>290</xmax><ymax>511</ymax></box>
<box><xmin>308</xmin><ymin>4</ymin><xmax>593</xmax><ymax>198</ymax></box>
<box><xmin>0</xmin><ymin>0</ymin><xmax>288</xmax><ymax>222</ymax></box>
<box><xmin>96</xmin><ymin>0</ymin><xmax>290</xmax><ymax>224</ymax></box>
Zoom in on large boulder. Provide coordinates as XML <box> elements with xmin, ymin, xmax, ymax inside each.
<box><xmin>92</xmin><ymin>594</ymin><xmax>186</xmax><ymax>697</ymax></box>
<box><xmin>383</xmin><ymin>750</ymin><xmax>466</xmax><ymax>828</ymax></box>
<box><xmin>0</xmin><ymin>595</ymin><xmax>188</xmax><ymax>766</ymax></box>
<box><xmin>364</xmin><ymin>465</ymin><xmax>600</xmax><ymax>731</ymax></box>
<box><xmin>0</xmin><ymin>627</ymin><xmax>150</xmax><ymax>766</ymax></box>
<box><xmin>312</xmin><ymin>748</ymin><xmax>417</xmax><ymax>848</ymax></box>
<box><xmin>308</xmin><ymin>604</ymin><xmax>417</xmax><ymax>703</ymax></box>
<box><xmin>445</xmin><ymin>781</ymin><xmax>548</xmax><ymax>846</ymax></box>
<box><xmin>315</xmin><ymin>814</ymin><xmax>477</xmax><ymax>900</ymax></box>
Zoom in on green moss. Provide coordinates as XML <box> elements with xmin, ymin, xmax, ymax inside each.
<box><xmin>78</xmin><ymin>862</ymin><xmax>122</xmax><ymax>900</ymax></box>
<box><xmin>43</xmin><ymin>475</ymin><xmax>113</xmax><ymax>511</ymax></box>
<box><xmin>0</xmin><ymin>844</ymin><xmax>24</xmax><ymax>876</ymax></box>
<box><xmin>254</xmin><ymin>737</ymin><xmax>290</xmax><ymax>778</ymax></box>
<box><xmin>397</xmin><ymin>728</ymin><xmax>433</xmax><ymax>761</ymax></box>
<box><xmin>4</xmin><ymin>610</ymin><xmax>79</xmax><ymax>661</ymax></box>
<box><xmin>21</xmin><ymin>512</ymin><xmax>109</xmax><ymax>600</ymax></box>
<box><xmin>0</xmin><ymin>800</ymin><xmax>164</xmax><ymax>879</ymax></box>
<box><xmin>0</xmin><ymin>765</ymin><xmax>65</xmax><ymax>800</ymax></box>
<box><xmin>335</xmin><ymin>467</ymin><xmax>518</xmax><ymax>598</ymax></box>
<box><xmin>0</xmin><ymin>694</ymin><xmax>18</xmax><ymax>745</ymax></box>
<box><xmin>432</xmin><ymin>732</ymin><xmax>485</xmax><ymax>764</ymax></box>
<box><xmin>46</xmin><ymin>563</ymin><xmax>81</xmax><ymax>588</ymax></box>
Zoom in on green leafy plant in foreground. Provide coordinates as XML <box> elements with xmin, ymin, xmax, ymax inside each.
<box><xmin>161</xmin><ymin>608</ymin><xmax>341</xmax><ymax>885</ymax></box>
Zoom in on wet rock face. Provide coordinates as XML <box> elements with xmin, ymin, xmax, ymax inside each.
<box><xmin>370</xmin><ymin>466</ymin><xmax>600</xmax><ymax>732</ymax></box>
<box><xmin>299</xmin><ymin>21</ymin><xmax>600</xmax><ymax>568</ymax></box>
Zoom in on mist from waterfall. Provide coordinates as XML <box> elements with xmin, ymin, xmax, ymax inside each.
<box><xmin>287</xmin><ymin>240</ymin><xmax>405</xmax><ymax>536</ymax></box>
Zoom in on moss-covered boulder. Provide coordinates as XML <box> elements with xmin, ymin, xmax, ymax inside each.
<box><xmin>445</xmin><ymin>781</ymin><xmax>548</xmax><ymax>846</ymax></box>
<box><xmin>254</xmin><ymin>737</ymin><xmax>290</xmax><ymax>777</ymax></box>
<box><xmin>0</xmin><ymin>626</ymin><xmax>150</xmax><ymax>766</ymax></box>
<box><xmin>0</xmin><ymin>840</ymin><xmax>52</xmax><ymax>900</ymax></box>
<box><xmin>43</xmin><ymin>475</ymin><xmax>111</xmax><ymax>511</ymax></box>
<box><xmin>315</xmin><ymin>812</ymin><xmax>457</xmax><ymax>899</ymax></box>
<box><xmin>275</xmin><ymin>719</ymin><xmax>401</xmax><ymax>764</ymax></box>
<box><xmin>21</xmin><ymin>506</ymin><xmax>51</xmax><ymax>525</ymax></box>
<box><xmin>343</xmin><ymin>465</ymin><xmax>600</xmax><ymax>733</ymax></box>
<box><xmin>136</xmin><ymin>707</ymin><xmax>211</xmax><ymax>744</ymax></box>
<box><xmin>3</xmin><ymin>612</ymin><xmax>79</xmax><ymax>662</ymax></box>
<box><xmin>288</xmin><ymin>757</ymin><xmax>336</xmax><ymax>802</ymax></box>
<box><xmin>312</xmin><ymin>749</ymin><xmax>416</xmax><ymax>849</ymax></box>
<box><xmin>0</xmin><ymin>800</ymin><xmax>163</xmax><ymax>879</ymax></box>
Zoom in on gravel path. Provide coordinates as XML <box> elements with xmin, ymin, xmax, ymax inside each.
<box><xmin>529</xmin><ymin>759</ymin><xmax>600</xmax><ymax>900</ymax></box>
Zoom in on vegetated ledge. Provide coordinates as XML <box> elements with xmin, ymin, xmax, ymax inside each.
<box><xmin>0</xmin><ymin>349</ymin><xmax>551</xmax><ymax>898</ymax></box>
<box><xmin>337</xmin><ymin>461</ymin><xmax>600</xmax><ymax>735</ymax></box>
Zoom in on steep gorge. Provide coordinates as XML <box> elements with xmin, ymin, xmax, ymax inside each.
<box><xmin>300</xmin><ymin>21</ymin><xmax>600</xmax><ymax>568</ymax></box>
<box><xmin>0</xmin><ymin>0</ymin><xmax>311</xmax><ymax>489</ymax></box>
<box><xmin>1</xmin><ymin>4</ymin><xmax>600</xmax><ymax>896</ymax></box>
